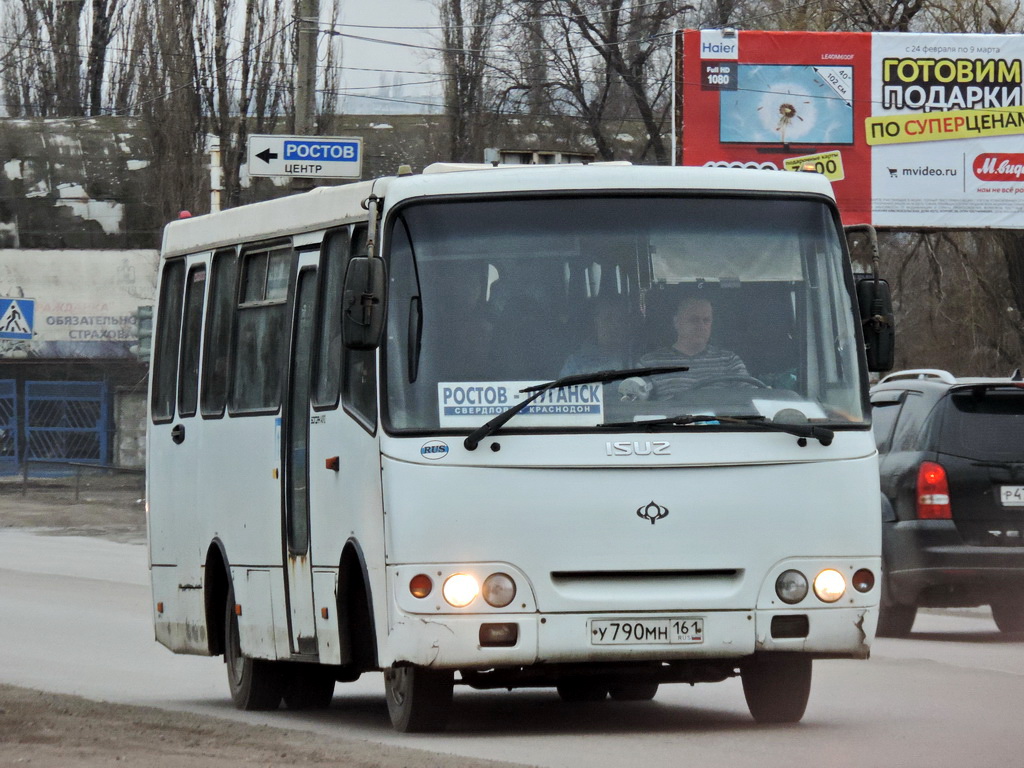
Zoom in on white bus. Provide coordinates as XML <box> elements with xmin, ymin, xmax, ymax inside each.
<box><xmin>147</xmin><ymin>163</ymin><xmax>893</xmax><ymax>732</ymax></box>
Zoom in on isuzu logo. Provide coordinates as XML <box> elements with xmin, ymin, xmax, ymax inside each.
<box><xmin>605</xmin><ymin>440</ymin><xmax>671</xmax><ymax>456</ymax></box>
<box><xmin>637</xmin><ymin>501</ymin><xmax>670</xmax><ymax>525</ymax></box>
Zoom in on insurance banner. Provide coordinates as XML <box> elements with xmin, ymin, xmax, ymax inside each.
<box><xmin>676</xmin><ymin>29</ymin><xmax>1024</xmax><ymax>228</ymax></box>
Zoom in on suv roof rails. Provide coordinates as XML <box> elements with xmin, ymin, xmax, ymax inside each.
<box><xmin>879</xmin><ymin>369</ymin><xmax>958</xmax><ymax>385</ymax></box>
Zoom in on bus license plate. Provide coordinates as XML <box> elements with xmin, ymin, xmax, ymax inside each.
<box><xmin>590</xmin><ymin>617</ymin><xmax>704</xmax><ymax>645</ymax></box>
<box><xmin>1001</xmin><ymin>486</ymin><xmax>1024</xmax><ymax>506</ymax></box>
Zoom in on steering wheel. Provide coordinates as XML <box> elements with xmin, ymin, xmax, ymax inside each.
<box><xmin>690</xmin><ymin>374</ymin><xmax>770</xmax><ymax>390</ymax></box>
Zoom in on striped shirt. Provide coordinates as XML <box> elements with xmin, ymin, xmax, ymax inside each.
<box><xmin>639</xmin><ymin>344</ymin><xmax>748</xmax><ymax>400</ymax></box>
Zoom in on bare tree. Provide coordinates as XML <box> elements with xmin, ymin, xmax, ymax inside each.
<box><xmin>439</xmin><ymin>0</ymin><xmax>505</xmax><ymax>162</ymax></box>
<box><xmin>828</xmin><ymin>0</ymin><xmax>927</xmax><ymax>30</ymax></box>
<box><xmin>134</xmin><ymin>0</ymin><xmax>208</xmax><ymax>219</ymax></box>
<box><xmin>0</xmin><ymin>0</ymin><xmax>127</xmax><ymax>116</ymax></box>
<box><xmin>86</xmin><ymin>0</ymin><xmax>120</xmax><ymax>115</ymax></box>
<box><xmin>497</xmin><ymin>1</ymin><xmax>689</xmax><ymax>163</ymax></box>
<box><xmin>195</xmin><ymin>0</ymin><xmax>292</xmax><ymax>208</ymax></box>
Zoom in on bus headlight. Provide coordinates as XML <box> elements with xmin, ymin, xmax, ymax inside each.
<box><xmin>442</xmin><ymin>573</ymin><xmax>479</xmax><ymax>607</ymax></box>
<box><xmin>775</xmin><ymin>569</ymin><xmax>809</xmax><ymax>604</ymax></box>
<box><xmin>813</xmin><ymin>569</ymin><xmax>846</xmax><ymax>603</ymax></box>
<box><xmin>482</xmin><ymin>573</ymin><xmax>516</xmax><ymax>607</ymax></box>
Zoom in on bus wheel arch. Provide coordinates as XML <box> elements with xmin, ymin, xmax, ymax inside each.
<box><xmin>203</xmin><ymin>539</ymin><xmax>230</xmax><ymax>657</ymax></box>
<box><xmin>338</xmin><ymin>540</ymin><xmax>379</xmax><ymax>672</ymax></box>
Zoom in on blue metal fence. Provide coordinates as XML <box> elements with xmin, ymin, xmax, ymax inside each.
<box><xmin>0</xmin><ymin>380</ymin><xmax>16</xmax><ymax>473</ymax></box>
<box><xmin>24</xmin><ymin>381</ymin><xmax>109</xmax><ymax>465</ymax></box>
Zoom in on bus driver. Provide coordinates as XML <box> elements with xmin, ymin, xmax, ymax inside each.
<box><xmin>639</xmin><ymin>294</ymin><xmax>748</xmax><ymax>399</ymax></box>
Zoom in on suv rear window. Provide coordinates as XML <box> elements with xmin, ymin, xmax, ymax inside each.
<box><xmin>938</xmin><ymin>389</ymin><xmax>1024</xmax><ymax>460</ymax></box>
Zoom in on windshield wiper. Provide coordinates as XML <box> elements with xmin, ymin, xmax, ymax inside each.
<box><xmin>609</xmin><ymin>413</ymin><xmax>835</xmax><ymax>446</ymax></box>
<box><xmin>462</xmin><ymin>366</ymin><xmax>690</xmax><ymax>451</ymax></box>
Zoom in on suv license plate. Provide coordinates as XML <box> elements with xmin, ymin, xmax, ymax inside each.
<box><xmin>590</xmin><ymin>617</ymin><xmax>704</xmax><ymax>645</ymax></box>
<box><xmin>1001</xmin><ymin>486</ymin><xmax>1024</xmax><ymax>506</ymax></box>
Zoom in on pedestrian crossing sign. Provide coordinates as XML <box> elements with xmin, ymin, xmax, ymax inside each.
<box><xmin>0</xmin><ymin>298</ymin><xmax>34</xmax><ymax>340</ymax></box>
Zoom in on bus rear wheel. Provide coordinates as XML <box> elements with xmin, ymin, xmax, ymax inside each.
<box><xmin>224</xmin><ymin>589</ymin><xmax>285</xmax><ymax>710</ymax></box>
<box><xmin>384</xmin><ymin>665</ymin><xmax>453</xmax><ymax>732</ymax></box>
<box><xmin>741</xmin><ymin>654</ymin><xmax>812</xmax><ymax>724</ymax></box>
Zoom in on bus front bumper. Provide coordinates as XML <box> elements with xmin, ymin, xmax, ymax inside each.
<box><xmin>386</xmin><ymin>606</ymin><xmax>875</xmax><ymax>670</ymax></box>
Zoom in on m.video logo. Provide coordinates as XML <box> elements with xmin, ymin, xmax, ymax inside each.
<box><xmin>973</xmin><ymin>153</ymin><xmax>1024</xmax><ymax>181</ymax></box>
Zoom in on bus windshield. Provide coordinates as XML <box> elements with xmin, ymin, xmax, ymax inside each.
<box><xmin>384</xmin><ymin>194</ymin><xmax>865</xmax><ymax>434</ymax></box>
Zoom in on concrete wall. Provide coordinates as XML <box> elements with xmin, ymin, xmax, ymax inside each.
<box><xmin>114</xmin><ymin>388</ymin><xmax>146</xmax><ymax>469</ymax></box>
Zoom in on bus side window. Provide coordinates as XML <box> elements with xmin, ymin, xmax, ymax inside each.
<box><xmin>201</xmin><ymin>249</ymin><xmax>239</xmax><ymax>418</ymax></box>
<box><xmin>151</xmin><ymin>260</ymin><xmax>186</xmax><ymax>423</ymax></box>
<box><xmin>313</xmin><ymin>229</ymin><xmax>349</xmax><ymax>409</ymax></box>
<box><xmin>343</xmin><ymin>224</ymin><xmax>377</xmax><ymax>430</ymax></box>
<box><xmin>230</xmin><ymin>245</ymin><xmax>293</xmax><ymax>413</ymax></box>
<box><xmin>177</xmin><ymin>265</ymin><xmax>207</xmax><ymax>418</ymax></box>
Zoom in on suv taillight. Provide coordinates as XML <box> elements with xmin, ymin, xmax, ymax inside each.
<box><xmin>916</xmin><ymin>461</ymin><xmax>951</xmax><ymax>519</ymax></box>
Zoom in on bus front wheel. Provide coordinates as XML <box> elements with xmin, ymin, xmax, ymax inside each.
<box><xmin>741</xmin><ymin>654</ymin><xmax>812</xmax><ymax>724</ymax></box>
<box><xmin>224</xmin><ymin>588</ymin><xmax>285</xmax><ymax>710</ymax></box>
<box><xmin>384</xmin><ymin>665</ymin><xmax>453</xmax><ymax>732</ymax></box>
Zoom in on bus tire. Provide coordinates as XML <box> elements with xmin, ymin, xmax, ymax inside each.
<box><xmin>741</xmin><ymin>654</ymin><xmax>811</xmax><ymax>724</ymax></box>
<box><xmin>609</xmin><ymin>681</ymin><xmax>659</xmax><ymax>701</ymax></box>
<box><xmin>224</xmin><ymin>588</ymin><xmax>285</xmax><ymax>711</ymax></box>
<box><xmin>385</xmin><ymin>665</ymin><xmax>453</xmax><ymax>732</ymax></box>
<box><xmin>282</xmin><ymin>663</ymin><xmax>336</xmax><ymax>710</ymax></box>
<box><xmin>991</xmin><ymin>599</ymin><xmax>1024</xmax><ymax>634</ymax></box>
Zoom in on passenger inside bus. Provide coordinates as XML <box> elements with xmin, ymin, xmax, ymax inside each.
<box><xmin>559</xmin><ymin>294</ymin><xmax>639</xmax><ymax>378</ymax></box>
<box><xmin>422</xmin><ymin>260</ymin><xmax>494</xmax><ymax>381</ymax></box>
<box><xmin>639</xmin><ymin>293</ymin><xmax>750</xmax><ymax>398</ymax></box>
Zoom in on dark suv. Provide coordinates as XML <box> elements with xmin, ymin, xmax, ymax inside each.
<box><xmin>871</xmin><ymin>369</ymin><xmax>1024</xmax><ymax>637</ymax></box>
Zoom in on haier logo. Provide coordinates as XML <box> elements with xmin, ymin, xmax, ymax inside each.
<box><xmin>973</xmin><ymin>153</ymin><xmax>1024</xmax><ymax>181</ymax></box>
<box><xmin>701</xmin><ymin>40</ymin><xmax>737</xmax><ymax>56</ymax></box>
<box><xmin>700</xmin><ymin>30</ymin><xmax>739</xmax><ymax>60</ymax></box>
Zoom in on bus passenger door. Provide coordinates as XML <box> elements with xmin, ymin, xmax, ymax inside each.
<box><xmin>282</xmin><ymin>265</ymin><xmax>319</xmax><ymax>655</ymax></box>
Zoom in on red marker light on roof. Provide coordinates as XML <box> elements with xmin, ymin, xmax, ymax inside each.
<box><xmin>178</xmin><ymin>210</ymin><xmax>192</xmax><ymax>219</ymax></box>
<box><xmin>917</xmin><ymin>461</ymin><xmax>951</xmax><ymax>519</ymax></box>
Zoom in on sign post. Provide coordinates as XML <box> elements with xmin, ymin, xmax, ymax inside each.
<box><xmin>247</xmin><ymin>135</ymin><xmax>363</xmax><ymax>180</ymax></box>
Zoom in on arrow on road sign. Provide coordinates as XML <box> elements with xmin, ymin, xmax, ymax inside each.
<box><xmin>247</xmin><ymin>134</ymin><xmax>363</xmax><ymax>179</ymax></box>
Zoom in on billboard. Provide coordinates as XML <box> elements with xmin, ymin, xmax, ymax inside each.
<box><xmin>677</xmin><ymin>29</ymin><xmax>1024</xmax><ymax>228</ymax></box>
<box><xmin>0</xmin><ymin>250</ymin><xmax>157</xmax><ymax>359</ymax></box>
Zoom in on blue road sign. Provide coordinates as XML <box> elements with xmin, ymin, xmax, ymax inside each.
<box><xmin>248</xmin><ymin>134</ymin><xmax>363</xmax><ymax>179</ymax></box>
<box><xmin>0</xmin><ymin>298</ymin><xmax>34</xmax><ymax>340</ymax></box>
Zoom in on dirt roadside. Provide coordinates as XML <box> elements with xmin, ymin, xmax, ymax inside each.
<box><xmin>0</xmin><ymin>475</ymin><xmax>527</xmax><ymax>768</ymax></box>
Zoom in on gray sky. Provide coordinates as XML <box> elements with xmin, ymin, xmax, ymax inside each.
<box><xmin>335</xmin><ymin>1</ymin><xmax>444</xmax><ymax>114</ymax></box>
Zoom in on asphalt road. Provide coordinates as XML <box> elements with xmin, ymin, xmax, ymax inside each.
<box><xmin>2</xmin><ymin>530</ymin><xmax>1022</xmax><ymax>768</ymax></box>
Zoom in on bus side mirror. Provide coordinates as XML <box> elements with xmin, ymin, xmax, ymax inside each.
<box><xmin>857</xmin><ymin>277</ymin><xmax>895</xmax><ymax>373</ymax></box>
<box><xmin>342</xmin><ymin>257</ymin><xmax>387</xmax><ymax>350</ymax></box>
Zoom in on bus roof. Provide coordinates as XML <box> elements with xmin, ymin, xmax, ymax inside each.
<box><xmin>160</xmin><ymin>164</ymin><xmax>836</xmax><ymax>259</ymax></box>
